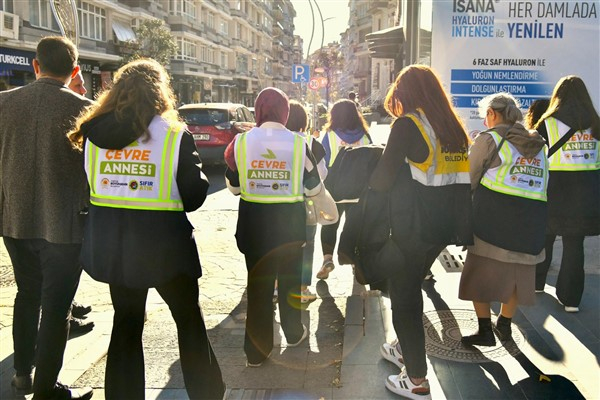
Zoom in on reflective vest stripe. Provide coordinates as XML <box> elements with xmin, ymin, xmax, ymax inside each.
<box><xmin>327</xmin><ymin>131</ymin><xmax>369</xmax><ymax>167</ymax></box>
<box><xmin>292</xmin><ymin>136</ymin><xmax>303</xmax><ymax>196</ymax></box>
<box><xmin>236</xmin><ymin>133</ymin><xmax>248</xmax><ymax>195</ymax></box>
<box><xmin>546</xmin><ymin>117</ymin><xmax>599</xmax><ymax>171</ymax></box>
<box><xmin>89</xmin><ymin>195</ymin><xmax>183</xmax><ymax>210</ymax></box>
<box><xmin>405</xmin><ymin>114</ymin><xmax>434</xmax><ymax>173</ymax></box>
<box><xmin>480</xmin><ymin>131</ymin><xmax>548</xmax><ymax>201</ymax></box>
<box><xmin>87</xmin><ymin>142</ymin><xmax>98</xmax><ymax>193</ymax></box>
<box><xmin>161</xmin><ymin>128</ymin><xmax>178</xmax><ymax>200</ymax></box>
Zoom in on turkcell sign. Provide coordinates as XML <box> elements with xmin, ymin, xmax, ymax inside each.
<box><xmin>292</xmin><ymin>64</ymin><xmax>310</xmax><ymax>83</ymax></box>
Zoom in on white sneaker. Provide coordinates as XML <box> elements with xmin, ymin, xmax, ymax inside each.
<box><xmin>380</xmin><ymin>338</ymin><xmax>405</xmax><ymax>369</ymax></box>
<box><xmin>385</xmin><ymin>368</ymin><xmax>431</xmax><ymax>400</ymax></box>
<box><xmin>287</xmin><ymin>324</ymin><xmax>308</xmax><ymax>347</ymax></box>
<box><xmin>316</xmin><ymin>260</ymin><xmax>335</xmax><ymax>280</ymax></box>
<box><xmin>301</xmin><ymin>288</ymin><xmax>317</xmax><ymax>304</ymax></box>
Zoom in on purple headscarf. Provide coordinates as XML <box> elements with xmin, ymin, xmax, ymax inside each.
<box><xmin>254</xmin><ymin>87</ymin><xmax>290</xmax><ymax>127</ymax></box>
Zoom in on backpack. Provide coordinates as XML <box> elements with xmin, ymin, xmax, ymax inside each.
<box><xmin>323</xmin><ymin>144</ymin><xmax>384</xmax><ymax>202</ymax></box>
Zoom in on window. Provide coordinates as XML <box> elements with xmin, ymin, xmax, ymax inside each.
<box><xmin>200</xmin><ymin>45</ymin><xmax>208</xmax><ymax>63</ymax></box>
<box><xmin>169</xmin><ymin>0</ymin><xmax>195</xmax><ymax>18</ymax></box>
<box><xmin>236</xmin><ymin>23</ymin><xmax>241</xmax><ymax>39</ymax></box>
<box><xmin>77</xmin><ymin>0</ymin><xmax>105</xmax><ymax>41</ymax></box>
<box><xmin>206</xmin><ymin>12</ymin><xmax>214</xmax><ymax>30</ymax></box>
<box><xmin>208</xmin><ymin>48</ymin><xmax>215</xmax><ymax>64</ymax></box>
<box><xmin>236</xmin><ymin>54</ymin><xmax>248</xmax><ymax>74</ymax></box>
<box><xmin>220</xmin><ymin>53</ymin><xmax>227</xmax><ymax>69</ymax></box>
<box><xmin>2</xmin><ymin>0</ymin><xmax>14</xmax><ymax>13</ymax></box>
<box><xmin>29</xmin><ymin>0</ymin><xmax>59</xmax><ymax>30</ymax></box>
<box><xmin>176</xmin><ymin>38</ymin><xmax>196</xmax><ymax>61</ymax></box>
<box><xmin>219</xmin><ymin>20</ymin><xmax>228</xmax><ymax>35</ymax></box>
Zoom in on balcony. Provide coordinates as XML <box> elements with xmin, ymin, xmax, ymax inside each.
<box><xmin>368</xmin><ymin>1</ymin><xmax>389</xmax><ymax>11</ymax></box>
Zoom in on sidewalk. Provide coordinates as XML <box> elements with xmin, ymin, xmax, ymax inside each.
<box><xmin>1</xmin><ymin>232</ymin><xmax>599</xmax><ymax>399</ymax></box>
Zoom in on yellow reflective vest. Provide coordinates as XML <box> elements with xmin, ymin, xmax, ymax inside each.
<box><xmin>545</xmin><ymin>117</ymin><xmax>599</xmax><ymax>171</ymax></box>
<box><xmin>480</xmin><ymin>130</ymin><xmax>548</xmax><ymax>202</ymax></box>
<box><xmin>85</xmin><ymin>116</ymin><xmax>184</xmax><ymax>211</ymax></box>
<box><xmin>405</xmin><ymin>110</ymin><xmax>470</xmax><ymax>186</ymax></box>
<box><xmin>235</xmin><ymin>126</ymin><xmax>305</xmax><ymax>203</ymax></box>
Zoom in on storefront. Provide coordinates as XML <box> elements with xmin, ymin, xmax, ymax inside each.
<box><xmin>78</xmin><ymin>59</ymin><xmax>102</xmax><ymax>99</ymax></box>
<box><xmin>0</xmin><ymin>47</ymin><xmax>35</xmax><ymax>89</ymax></box>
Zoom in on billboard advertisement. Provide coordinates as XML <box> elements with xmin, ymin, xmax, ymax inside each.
<box><xmin>431</xmin><ymin>0</ymin><xmax>599</xmax><ymax>135</ymax></box>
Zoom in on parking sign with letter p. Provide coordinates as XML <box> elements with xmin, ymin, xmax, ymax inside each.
<box><xmin>292</xmin><ymin>64</ymin><xmax>310</xmax><ymax>83</ymax></box>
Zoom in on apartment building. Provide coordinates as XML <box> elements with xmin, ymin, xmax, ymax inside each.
<box><xmin>0</xmin><ymin>0</ymin><xmax>301</xmax><ymax>106</ymax></box>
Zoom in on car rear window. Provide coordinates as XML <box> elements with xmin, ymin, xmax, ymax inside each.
<box><xmin>180</xmin><ymin>109</ymin><xmax>229</xmax><ymax>125</ymax></box>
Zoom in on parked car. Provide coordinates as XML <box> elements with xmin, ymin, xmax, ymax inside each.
<box><xmin>178</xmin><ymin>103</ymin><xmax>255</xmax><ymax>164</ymax></box>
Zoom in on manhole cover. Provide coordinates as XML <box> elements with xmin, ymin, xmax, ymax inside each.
<box><xmin>423</xmin><ymin>309</ymin><xmax>525</xmax><ymax>363</ymax></box>
<box><xmin>437</xmin><ymin>246</ymin><xmax>465</xmax><ymax>273</ymax></box>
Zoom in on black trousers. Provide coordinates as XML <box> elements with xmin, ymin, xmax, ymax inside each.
<box><xmin>536</xmin><ymin>234</ymin><xmax>586</xmax><ymax>307</ymax></box>
<box><xmin>105</xmin><ymin>275</ymin><xmax>224</xmax><ymax>400</ymax></box>
<box><xmin>4</xmin><ymin>237</ymin><xmax>82</xmax><ymax>397</ymax></box>
<box><xmin>387</xmin><ymin>243</ymin><xmax>444</xmax><ymax>378</ymax></box>
<box><xmin>244</xmin><ymin>243</ymin><xmax>304</xmax><ymax>364</ymax></box>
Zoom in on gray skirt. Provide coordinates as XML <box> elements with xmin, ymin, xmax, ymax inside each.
<box><xmin>458</xmin><ymin>252</ymin><xmax>536</xmax><ymax>306</ymax></box>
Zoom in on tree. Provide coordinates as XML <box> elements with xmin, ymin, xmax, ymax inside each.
<box><xmin>312</xmin><ymin>47</ymin><xmax>344</xmax><ymax>108</ymax></box>
<box><xmin>122</xmin><ymin>18</ymin><xmax>178</xmax><ymax>66</ymax></box>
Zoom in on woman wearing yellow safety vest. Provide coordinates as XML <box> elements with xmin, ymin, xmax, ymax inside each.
<box><xmin>534</xmin><ymin>76</ymin><xmax>600</xmax><ymax>313</ymax></box>
<box><xmin>370</xmin><ymin>65</ymin><xmax>472</xmax><ymax>399</ymax></box>
<box><xmin>68</xmin><ymin>59</ymin><xmax>225</xmax><ymax>399</ymax></box>
<box><xmin>460</xmin><ymin>92</ymin><xmax>549</xmax><ymax>347</ymax></box>
<box><xmin>317</xmin><ymin>99</ymin><xmax>372</xmax><ymax>280</ymax></box>
<box><xmin>224</xmin><ymin>87</ymin><xmax>322</xmax><ymax>367</ymax></box>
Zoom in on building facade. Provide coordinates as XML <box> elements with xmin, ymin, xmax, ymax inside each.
<box><xmin>0</xmin><ymin>0</ymin><xmax>301</xmax><ymax>105</ymax></box>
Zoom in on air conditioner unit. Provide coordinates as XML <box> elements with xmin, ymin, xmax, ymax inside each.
<box><xmin>0</xmin><ymin>11</ymin><xmax>20</xmax><ymax>40</ymax></box>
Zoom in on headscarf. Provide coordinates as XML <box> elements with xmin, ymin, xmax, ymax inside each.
<box><xmin>254</xmin><ymin>87</ymin><xmax>290</xmax><ymax>127</ymax></box>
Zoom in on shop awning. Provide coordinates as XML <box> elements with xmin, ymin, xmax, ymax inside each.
<box><xmin>112</xmin><ymin>20</ymin><xmax>136</xmax><ymax>42</ymax></box>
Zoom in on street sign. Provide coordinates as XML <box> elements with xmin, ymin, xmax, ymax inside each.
<box><xmin>292</xmin><ymin>64</ymin><xmax>310</xmax><ymax>83</ymax></box>
<box><xmin>308</xmin><ymin>78</ymin><xmax>320</xmax><ymax>91</ymax></box>
<box><xmin>318</xmin><ymin>77</ymin><xmax>328</xmax><ymax>88</ymax></box>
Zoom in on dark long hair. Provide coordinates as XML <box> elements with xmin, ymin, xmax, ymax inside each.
<box><xmin>524</xmin><ymin>98</ymin><xmax>550</xmax><ymax>130</ymax></box>
<box><xmin>385</xmin><ymin>65</ymin><xmax>468</xmax><ymax>151</ymax></box>
<box><xmin>535</xmin><ymin>75</ymin><xmax>599</xmax><ymax>139</ymax></box>
<box><xmin>323</xmin><ymin>99</ymin><xmax>369</xmax><ymax>133</ymax></box>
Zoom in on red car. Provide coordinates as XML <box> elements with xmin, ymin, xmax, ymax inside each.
<box><xmin>178</xmin><ymin>103</ymin><xmax>255</xmax><ymax>164</ymax></box>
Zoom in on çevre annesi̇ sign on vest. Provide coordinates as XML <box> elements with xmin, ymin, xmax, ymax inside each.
<box><xmin>480</xmin><ymin>130</ymin><xmax>549</xmax><ymax>201</ymax></box>
<box><xmin>235</xmin><ymin>127</ymin><xmax>305</xmax><ymax>204</ymax></box>
<box><xmin>545</xmin><ymin>117</ymin><xmax>599</xmax><ymax>172</ymax></box>
<box><xmin>85</xmin><ymin>116</ymin><xmax>184</xmax><ymax>211</ymax></box>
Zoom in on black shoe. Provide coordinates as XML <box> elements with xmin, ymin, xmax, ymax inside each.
<box><xmin>69</xmin><ymin>317</ymin><xmax>94</xmax><ymax>336</ymax></box>
<box><xmin>494</xmin><ymin>316</ymin><xmax>513</xmax><ymax>342</ymax></box>
<box><xmin>33</xmin><ymin>383</ymin><xmax>93</xmax><ymax>400</ymax></box>
<box><xmin>461</xmin><ymin>329</ymin><xmax>496</xmax><ymax>346</ymax></box>
<box><xmin>71</xmin><ymin>302</ymin><xmax>92</xmax><ymax>318</ymax></box>
<box><xmin>11</xmin><ymin>373</ymin><xmax>33</xmax><ymax>391</ymax></box>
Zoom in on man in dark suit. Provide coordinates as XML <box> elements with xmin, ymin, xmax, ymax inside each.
<box><xmin>0</xmin><ymin>36</ymin><xmax>94</xmax><ymax>400</ymax></box>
